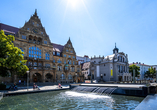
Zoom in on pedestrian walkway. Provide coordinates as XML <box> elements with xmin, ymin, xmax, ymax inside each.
<box><xmin>0</xmin><ymin>85</ymin><xmax>69</xmax><ymax>97</ymax></box>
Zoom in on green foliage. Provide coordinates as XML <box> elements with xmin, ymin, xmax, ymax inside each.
<box><xmin>144</xmin><ymin>67</ymin><xmax>156</xmax><ymax>78</ymax></box>
<box><xmin>0</xmin><ymin>30</ymin><xmax>29</xmax><ymax>77</ymax></box>
<box><xmin>129</xmin><ymin>64</ymin><xmax>140</xmax><ymax>77</ymax></box>
<box><xmin>0</xmin><ymin>83</ymin><xmax>6</xmax><ymax>90</ymax></box>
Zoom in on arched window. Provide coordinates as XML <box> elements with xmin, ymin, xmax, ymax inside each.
<box><xmin>58</xmin><ymin>65</ymin><xmax>62</xmax><ymax>71</ymax></box>
<box><xmin>68</xmin><ymin>60</ymin><xmax>71</xmax><ymax>64</ymax></box>
<box><xmin>29</xmin><ymin>47</ymin><xmax>41</xmax><ymax>59</ymax></box>
<box><xmin>64</xmin><ymin>60</ymin><xmax>66</xmax><ymax>64</ymax></box>
<box><xmin>68</xmin><ymin>74</ymin><xmax>72</xmax><ymax>80</ymax></box>
<box><xmin>60</xmin><ymin>74</ymin><xmax>65</xmax><ymax>80</ymax></box>
<box><xmin>45</xmin><ymin>52</ymin><xmax>50</xmax><ymax>60</ymax></box>
<box><xmin>20</xmin><ymin>48</ymin><xmax>24</xmax><ymax>56</ymax></box>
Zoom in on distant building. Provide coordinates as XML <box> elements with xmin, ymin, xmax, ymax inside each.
<box><xmin>81</xmin><ymin>62</ymin><xmax>90</xmax><ymax>79</ymax></box>
<box><xmin>129</xmin><ymin>62</ymin><xmax>156</xmax><ymax>80</ymax></box>
<box><xmin>90</xmin><ymin>44</ymin><xmax>131</xmax><ymax>82</ymax></box>
<box><xmin>76</xmin><ymin>55</ymin><xmax>91</xmax><ymax>65</ymax></box>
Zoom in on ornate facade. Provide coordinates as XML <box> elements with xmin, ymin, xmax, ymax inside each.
<box><xmin>12</xmin><ymin>10</ymin><xmax>82</xmax><ymax>83</ymax></box>
<box><xmin>90</xmin><ymin>44</ymin><xmax>132</xmax><ymax>82</ymax></box>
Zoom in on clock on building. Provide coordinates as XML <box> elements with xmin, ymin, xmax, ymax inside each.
<box><xmin>33</xmin><ymin>28</ymin><xmax>38</xmax><ymax>33</ymax></box>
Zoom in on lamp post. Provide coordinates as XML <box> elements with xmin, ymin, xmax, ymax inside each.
<box><xmin>26</xmin><ymin>71</ymin><xmax>29</xmax><ymax>91</ymax></box>
<box><xmin>101</xmin><ymin>74</ymin><xmax>103</xmax><ymax>81</ymax></box>
<box><xmin>75</xmin><ymin>73</ymin><xmax>77</xmax><ymax>83</ymax></box>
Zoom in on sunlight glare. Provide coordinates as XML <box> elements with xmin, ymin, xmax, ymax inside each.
<box><xmin>68</xmin><ymin>0</ymin><xmax>80</xmax><ymax>8</ymax></box>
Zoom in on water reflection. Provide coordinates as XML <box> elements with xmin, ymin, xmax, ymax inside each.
<box><xmin>0</xmin><ymin>90</ymin><xmax>144</xmax><ymax>110</ymax></box>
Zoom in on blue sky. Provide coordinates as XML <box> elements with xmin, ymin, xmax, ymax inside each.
<box><xmin>0</xmin><ymin>0</ymin><xmax>157</xmax><ymax>65</ymax></box>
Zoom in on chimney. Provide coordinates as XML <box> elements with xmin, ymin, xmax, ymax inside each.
<box><xmin>139</xmin><ymin>62</ymin><xmax>141</xmax><ymax>64</ymax></box>
<box><xmin>133</xmin><ymin>62</ymin><xmax>134</xmax><ymax>64</ymax></box>
<box><xmin>136</xmin><ymin>62</ymin><xmax>138</xmax><ymax>64</ymax></box>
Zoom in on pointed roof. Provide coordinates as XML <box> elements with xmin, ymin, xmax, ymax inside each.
<box><xmin>33</xmin><ymin>9</ymin><xmax>38</xmax><ymax>17</ymax></box>
<box><xmin>67</xmin><ymin>37</ymin><xmax>72</xmax><ymax>44</ymax></box>
<box><xmin>113</xmin><ymin>43</ymin><xmax>119</xmax><ymax>53</ymax></box>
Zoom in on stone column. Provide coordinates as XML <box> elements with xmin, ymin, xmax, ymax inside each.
<box><xmin>42</xmin><ymin>72</ymin><xmax>45</xmax><ymax>83</ymax></box>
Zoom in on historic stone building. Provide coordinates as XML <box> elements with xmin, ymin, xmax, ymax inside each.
<box><xmin>90</xmin><ymin>44</ymin><xmax>132</xmax><ymax>82</ymax></box>
<box><xmin>0</xmin><ymin>10</ymin><xmax>82</xmax><ymax>83</ymax></box>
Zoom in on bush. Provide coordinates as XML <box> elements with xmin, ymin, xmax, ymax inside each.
<box><xmin>0</xmin><ymin>83</ymin><xmax>6</xmax><ymax>90</ymax></box>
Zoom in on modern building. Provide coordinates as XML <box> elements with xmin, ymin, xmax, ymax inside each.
<box><xmin>81</xmin><ymin>62</ymin><xmax>90</xmax><ymax>79</ymax></box>
<box><xmin>0</xmin><ymin>10</ymin><xmax>83</xmax><ymax>83</ymax></box>
<box><xmin>90</xmin><ymin>44</ymin><xmax>132</xmax><ymax>82</ymax></box>
<box><xmin>76</xmin><ymin>55</ymin><xmax>90</xmax><ymax>65</ymax></box>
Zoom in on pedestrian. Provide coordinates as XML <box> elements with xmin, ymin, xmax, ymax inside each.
<box><xmin>13</xmin><ymin>83</ymin><xmax>17</xmax><ymax>90</ymax></box>
<box><xmin>19</xmin><ymin>80</ymin><xmax>21</xmax><ymax>84</ymax></box>
<box><xmin>33</xmin><ymin>83</ymin><xmax>36</xmax><ymax>90</ymax></box>
<box><xmin>58</xmin><ymin>83</ymin><xmax>62</xmax><ymax>88</ymax></box>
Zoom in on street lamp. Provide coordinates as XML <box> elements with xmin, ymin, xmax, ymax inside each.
<box><xmin>75</xmin><ymin>73</ymin><xmax>77</xmax><ymax>83</ymax></box>
<box><xmin>26</xmin><ymin>71</ymin><xmax>29</xmax><ymax>91</ymax></box>
<box><xmin>101</xmin><ymin>74</ymin><xmax>103</xmax><ymax>81</ymax></box>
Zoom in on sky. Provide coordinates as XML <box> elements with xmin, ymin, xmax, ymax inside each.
<box><xmin>0</xmin><ymin>0</ymin><xmax>157</xmax><ymax>65</ymax></box>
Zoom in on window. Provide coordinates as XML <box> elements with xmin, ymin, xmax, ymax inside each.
<box><xmin>22</xmin><ymin>35</ymin><xmax>26</xmax><ymax>39</ymax></box>
<box><xmin>28</xmin><ymin>62</ymin><xmax>32</xmax><ymax>67</ymax></box>
<box><xmin>45</xmin><ymin>53</ymin><xmax>50</xmax><ymax>60</ymax></box>
<box><xmin>66</xmin><ymin>49</ymin><xmax>68</xmax><ymax>52</ymax></box>
<box><xmin>68</xmin><ymin>55</ymin><xmax>71</xmax><ymax>58</ymax></box>
<box><xmin>60</xmin><ymin>74</ymin><xmax>65</xmax><ymax>80</ymax></box>
<box><xmin>58</xmin><ymin>65</ymin><xmax>62</xmax><ymax>71</ymax></box>
<box><xmin>38</xmin><ymin>63</ymin><xmax>42</xmax><ymax>69</ymax></box>
<box><xmin>73</xmin><ymin>56</ymin><xmax>75</xmax><ymax>58</ymax></box>
<box><xmin>44</xmin><ymin>41</ymin><xmax>47</xmax><ymax>44</ymax></box>
<box><xmin>64</xmin><ymin>60</ymin><xmax>66</xmax><ymax>64</ymax></box>
<box><xmin>65</xmin><ymin>66</ymin><xmax>68</xmax><ymax>70</ymax></box>
<box><xmin>71</xmin><ymin>67</ymin><xmax>75</xmax><ymax>72</ymax></box>
<box><xmin>29</xmin><ymin>47</ymin><xmax>41</xmax><ymax>59</ymax></box>
<box><xmin>58</xmin><ymin>59</ymin><xmax>62</xmax><ymax>63</ymax></box>
<box><xmin>37</xmin><ymin>24</ymin><xmax>39</xmax><ymax>26</ymax></box>
<box><xmin>53</xmin><ymin>58</ymin><xmax>55</xmax><ymax>63</ymax></box>
<box><xmin>68</xmin><ymin>44</ymin><xmax>70</xmax><ymax>47</ymax></box>
<box><xmin>68</xmin><ymin>60</ymin><xmax>71</xmax><ymax>64</ymax></box>
<box><xmin>57</xmin><ymin>52</ymin><xmax>60</xmax><ymax>56</ymax></box>
<box><xmin>104</xmin><ymin>64</ymin><xmax>105</xmax><ymax>66</ymax></box>
<box><xmin>53</xmin><ymin>51</ymin><xmax>55</xmax><ymax>55</ymax></box>
<box><xmin>71</xmin><ymin>50</ymin><xmax>73</xmax><ymax>53</ymax></box>
<box><xmin>68</xmin><ymin>74</ymin><xmax>72</xmax><ymax>80</ymax></box>
<box><xmin>27</xmin><ymin>28</ymin><xmax>29</xmax><ymax>30</ymax></box>
<box><xmin>20</xmin><ymin>48</ymin><xmax>24</xmax><ymax>56</ymax></box>
<box><xmin>32</xmin><ymin>22</ymin><xmax>34</xmax><ymax>25</ymax></box>
<box><xmin>64</xmin><ymin>54</ymin><xmax>66</xmax><ymax>57</ymax></box>
<box><xmin>41</xmin><ymin>32</ymin><xmax>43</xmax><ymax>34</ymax></box>
<box><xmin>34</xmin><ymin>62</ymin><xmax>37</xmax><ymax>69</ymax></box>
<box><xmin>73</xmin><ymin>61</ymin><xmax>75</xmax><ymax>65</ymax></box>
<box><xmin>45</xmin><ymin>64</ymin><xmax>50</xmax><ymax>68</ymax></box>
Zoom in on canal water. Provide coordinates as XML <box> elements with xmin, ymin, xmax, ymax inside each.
<box><xmin>0</xmin><ymin>90</ymin><xmax>144</xmax><ymax>110</ymax></box>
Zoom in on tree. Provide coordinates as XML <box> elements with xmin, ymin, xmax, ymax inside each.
<box><xmin>144</xmin><ymin>67</ymin><xmax>156</xmax><ymax>78</ymax></box>
<box><xmin>129</xmin><ymin>64</ymin><xmax>140</xmax><ymax>77</ymax></box>
<box><xmin>0</xmin><ymin>30</ymin><xmax>29</xmax><ymax>77</ymax></box>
